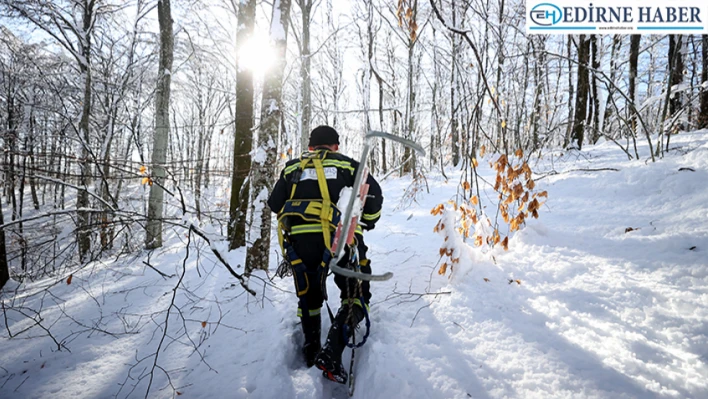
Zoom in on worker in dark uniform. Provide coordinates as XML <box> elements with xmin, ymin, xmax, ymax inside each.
<box><xmin>267</xmin><ymin>125</ymin><xmax>383</xmax><ymax>383</ymax></box>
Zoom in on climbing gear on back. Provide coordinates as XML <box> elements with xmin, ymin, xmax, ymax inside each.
<box><xmin>276</xmin><ymin>151</ymin><xmax>345</xmax><ymax>311</ymax></box>
<box><xmin>277</xmin><ymin>151</ymin><xmax>341</xmax><ymax>253</ymax></box>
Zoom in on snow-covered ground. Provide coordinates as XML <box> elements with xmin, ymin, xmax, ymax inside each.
<box><xmin>2</xmin><ymin>131</ymin><xmax>708</xmax><ymax>399</ymax></box>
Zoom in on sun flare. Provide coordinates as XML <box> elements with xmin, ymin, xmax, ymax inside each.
<box><xmin>238</xmin><ymin>33</ymin><xmax>276</xmax><ymax>73</ymax></box>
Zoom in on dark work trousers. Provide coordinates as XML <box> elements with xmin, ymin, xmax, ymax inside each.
<box><xmin>289</xmin><ymin>232</ymin><xmax>372</xmax><ymax>316</ymax></box>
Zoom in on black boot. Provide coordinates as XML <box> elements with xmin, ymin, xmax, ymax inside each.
<box><xmin>315</xmin><ymin>305</ymin><xmax>365</xmax><ymax>383</ymax></box>
<box><xmin>301</xmin><ymin>314</ymin><xmax>321</xmax><ymax>368</ymax></box>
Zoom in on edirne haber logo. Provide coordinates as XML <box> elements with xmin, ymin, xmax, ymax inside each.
<box><xmin>526</xmin><ymin>0</ymin><xmax>708</xmax><ymax>34</ymax></box>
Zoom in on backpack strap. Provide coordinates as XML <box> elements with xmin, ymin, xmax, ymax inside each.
<box><xmin>278</xmin><ymin>151</ymin><xmax>338</xmax><ymax>252</ymax></box>
<box><xmin>312</xmin><ymin>157</ymin><xmax>333</xmax><ymax>250</ymax></box>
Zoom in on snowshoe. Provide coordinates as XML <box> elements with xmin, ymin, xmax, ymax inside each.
<box><xmin>315</xmin><ymin>305</ymin><xmax>365</xmax><ymax>383</ymax></box>
<box><xmin>315</xmin><ymin>346</ymin><xmax>347</xmax><ymax>384</ymax></box>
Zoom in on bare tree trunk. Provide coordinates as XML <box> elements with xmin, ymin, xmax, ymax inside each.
<box><xmin>589</xmin><ymin>35</ymin><xmax>600</xmax><ymax>143</ymax></box>
<box><xmin>381</xmin><ymin>120</ymin><xmax>388</xmax><ymax>174</ymax></box>
<box><xmin>194</xmin><ymin>105</ymin><xmax>205</xmax><ymax>220</ymax></box>
<box><xmin>76</xmin><ymin>0</ymin><xmax>94</xmax><ymax>262</ymax></box>
<box><xmin>430</xmin><ymin>24</ymin><xmax>441</xmax><ymax>167</ymax></box>
<box><xmin>403</xmin><ymin>42</ymin><xmax>416</xmax><ymax>174</ymax></box>
<box><xmin>700</xmin><ymin>35</ymin><xmax>708</xmax><ymax>129</ymax></box>
<box><xmin>145</xmin><ymin>0</ymin><xmax>174</xmax><ymax>249</ymax></box>
<box><xmin>322</xmin><ymin>0</ymin><xmax>344</xmax><ymax>131</ymax></box>
<box><xmin>229</xmin><ymin>0</ymin><xmax>256</xmax><ymax>250</ymax></box>
<box><xmin>629</xmin><ymin>35</ymin><xmax>654</xmax><ymax>161</ymax></box>
<box><xmin>687</xmin><ymin>35</ymin><xmax>698</xmax><ymax>128</ymax></box>
<box><xmin>19</xmin><ymin>136</ymin><xmax>28</xmax><ymax>271</ymax></box>
<box><xmin>669</xmin><ymin>35</ymin><xmax>685</xmax><ymax>120</ymax></box>
<box><xmin>372</xmin><ymin>64</ymin><xmax>386</xmax><ymax>172</ymax></box>
<box><xmin>570</xmin><ymin>35</ymin><xmax>590</xmax><ymax>150</ymax></box>
<box><xmin>0</xmin><ymin>205</ymin><xmax>8</xmax><ymax>289</ymax></box>
<box><xmin>377</xmin><ymin>76</ymin><xmax>385</xmax><ymax>164</ymax></box>
<box><xmin>665</xmin><ymin>35</ymin><xmax>685</xmax><ymax>154</ymax></box>
<box><xmin>629</xmin><ymin>35</ymin><xmax>640</xmax><ymax>137</ymax></box>
<box><xmin>246</xmin><ymin>0</ymin><xmax>292</xmax><ymax>272</ymax></box>
<box><xmin>496</xmin><ymin>0</ymin><xmax>508</xmax><ymax>154</ymax></box>
<box><xmin>26</xmin><ymin>106</ymin><xmax>39</xmax><ymax>211</ymax></box>
<box><xmin>363</xmin><ymin>0</ymin><xmax>376</xmax><ymax>173</ymax></box>
<box><xmin>530</xmin><ymin>36</ymin><xmax>545</xmax><ymax>150</ymax></box>
<box><xmin>100</xmin><ymin>111</ymin><xmax>115</xmax><ymax>250</ymax></box>
<box><xmin>564</xmin><ymin>36</ymin><xmax>575</xmax><ymax>147</ymax></box>
<box><xmin>450</xmin><ymin>0</ymin><xmax>460</xmax><ymax>167</ymax></box>
<box><xmin>298</xmin><ymin>0</ymin><xmax>313</xmax><ymax>152</ymax></box>
<box><xmin>659</xmin><ymin>35</ymin><xmax>683</xmax><ymax>157</ymax></box>
<box><xmin>6</xmin><ymin>88</ymin><xmax>18</xmax><ymax>220</ymax></box>
<box><xmin>602</xmin><ymin>35</ymin><xmax>621</xmax><ymax>133</ymax></box>
<box><xmin>400</xmin><ymin>0</ymin><xmax>419</xmax><ymax>174</ymax></box>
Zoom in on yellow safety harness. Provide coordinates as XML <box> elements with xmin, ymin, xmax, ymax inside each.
<box><xmin>277</xmin><ymin>151</ymin><xmax>343</xmax><ymax>298</ymax></box>
<box><xmin>277</xmin><ymin>151</ymin><xmax>341</xmax><ymax>253</ymax></box>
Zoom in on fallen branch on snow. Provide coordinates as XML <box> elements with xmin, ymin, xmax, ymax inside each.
<box><xmin>535</xmin><ymin>167</ymin><xmax>620</xmax><ymax>181</ymax></box>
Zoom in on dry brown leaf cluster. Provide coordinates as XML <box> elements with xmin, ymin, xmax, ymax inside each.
<box><xmin>431</xmin><ymin>198</ymin><xmax>478</xmax><ymax>276</ymax></box>
<box><xmin>432</xmin><ymin>148</ymin><xmax>548</xmax><ymax>277</ymax></box>
<box><xmin>493</xmin><ymin>151</ymin><xmax>546</xmax><ymax>235</ymax></box>
<box><xmin>139</xmin><ymin>165</ymin><xmax>153</xmax><ymax>186</ymax></box>
<box><xmin>396</xmin><ymin>0</ymin><xmax>419</xmax><ymax>41</ymax></box>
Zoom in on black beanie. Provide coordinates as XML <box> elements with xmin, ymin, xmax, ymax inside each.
<box><xmin>308</xmin><ymin>125</ymin><xmax>340</xmax><ymax>147</ymax></box>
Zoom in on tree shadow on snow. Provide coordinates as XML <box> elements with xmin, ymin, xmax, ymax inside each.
<box><xmin>358</xmin><ymin>304</ymin><xmax>497</xmax><ymax>399</ymax></box>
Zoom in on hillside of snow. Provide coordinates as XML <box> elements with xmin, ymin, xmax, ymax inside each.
<box><xmin>2</xmin><ymin>131</ymin><xmax>708</xmax><ymax>399</ymax></box>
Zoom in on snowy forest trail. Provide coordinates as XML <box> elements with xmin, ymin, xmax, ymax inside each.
<box><xmin>2</xmin><ymin>131</ymin><xmax>708</xmax><ymax>399</ymax></box>
<box><xmin>259</xmin><ymin>131</ymin><xmax>708</xmax><ymax>399</ymax></box>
